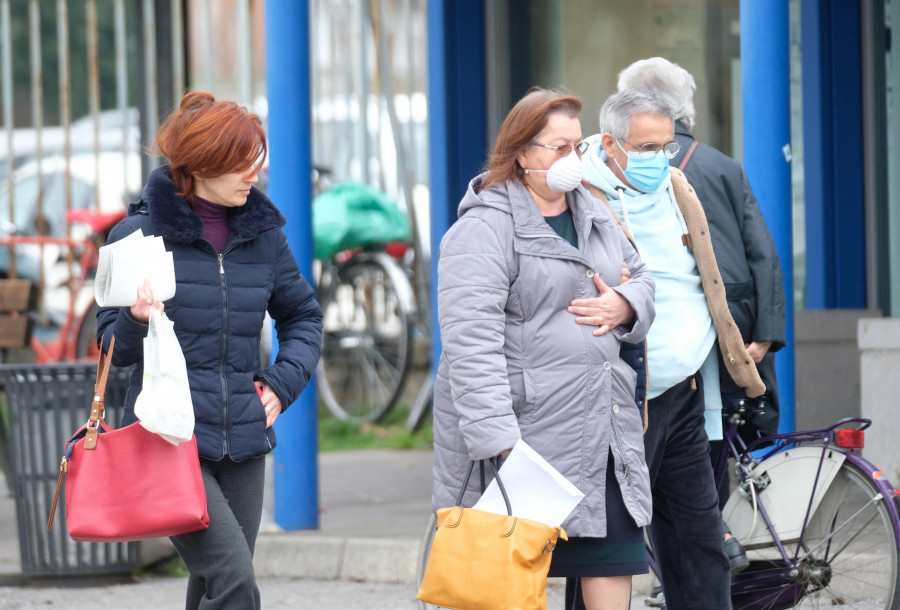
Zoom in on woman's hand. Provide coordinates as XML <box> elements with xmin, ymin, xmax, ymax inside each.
<box><xmin>130</xmin><ymin>279</ymin><xmax>164</xmax><ymax>322</ymax></box>
<box><xmin>256</xmin><ymin>381</ymin><xmax>283</xmax><ymax>428</ymax></box>
<box><xmin>569</xmin><ymin>273</ymin><xmax>635</xmax><ymax>336</ymax></box>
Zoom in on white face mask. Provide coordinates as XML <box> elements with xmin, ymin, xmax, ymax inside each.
<box><xmin>525</xmin><ymin>150</ymin><xmax>584</xmax><ymax>193</ymax></box>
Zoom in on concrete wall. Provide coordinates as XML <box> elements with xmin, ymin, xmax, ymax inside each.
<box><xmin>794</xmin><ymin>310</ymin><xmax>877</xmax><ymax>430</ymax></box>
<box><xmin>858</xmin><ymin>317</ymin><xmax>900</xmax><ymax>483</ymax></box>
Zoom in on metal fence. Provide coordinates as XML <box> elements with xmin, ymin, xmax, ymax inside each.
<box><xmin>0</xmin><ymin>0</ymin><xmax>431</xmax><ymax>374</ymax></box>
<box><xmin>0</xmin><ymin>0</ymin><xmax>188</xmax><ymax>228</ymax></box>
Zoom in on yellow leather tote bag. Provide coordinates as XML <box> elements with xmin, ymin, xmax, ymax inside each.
<box><xmin>416</xmin><ymin>460</ymin><xmax>567</xmax><ymax>610</ymax></box>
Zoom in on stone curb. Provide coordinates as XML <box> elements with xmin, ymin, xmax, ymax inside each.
<box><xmin>253</xmin><ymin>534</ymin><xmax>421</xmax><ymax>584</ymax></box>
<box><xmin>251</xmin><ymin>533</ymin><xmax>656</xmax><ymax>595</ymax></box>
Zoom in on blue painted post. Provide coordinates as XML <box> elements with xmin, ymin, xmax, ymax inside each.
<box><xmin>741</xmin><ymin>1</ymin><xmax>794</xmax><ymax>432</ymax></box>
<box><xmin>427</xmin><ymin>0</ymin><xmax>487</xmax><ymax>367</ymax></box>
<box><xmin>427</xmin><ymin>0</ymin><xmax>451</xmax><ymax>368</ymax></box>
<box><xmin>264</xmin><ymin>0</ymin><xmax>318</xmax><ymax>530</ymax></box>
<box><xmin>800</xmin><ymin>0</ymin><xmax>866</xmax><ymax>309</ymax></box>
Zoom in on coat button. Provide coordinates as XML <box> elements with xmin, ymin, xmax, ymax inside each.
<box><xmin>638</xmin><ymin>356</ymin><xmax>644</xmax><ymax>362</ymax></box>
<box><xmin>586</xmin><ymin>269</ymin><xmax>595</xmax><ymax>278</ymax></box>
<box><xmin>613</xmin><ymin>404</ymin><xmax>620</xmax><ymax>414</ymax></box>
<box><xmin>603</xmin><ymin>361</ymin><xmax>611</xmax><ymax>370</ymax></box>
<box><xmin>638</xmin><ymin>400</ymin><xmax>643</xmax><ymax>405</ymax></box>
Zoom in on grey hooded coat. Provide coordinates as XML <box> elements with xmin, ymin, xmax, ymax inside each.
<box><xmin>432</xmin><ymin>176</ymin><xmax>656</xmax><ymax>537</ymax></box>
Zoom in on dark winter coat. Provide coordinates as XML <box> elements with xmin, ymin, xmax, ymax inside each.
<box><xmin>97</xmin><ymin>165</ymin><xmax>323</xmax><ymax>461</ymax></box>
<box><xmin>671</xmin><ymin>122</ymin><xmax>786</xmax><ymax>408</ymax></box>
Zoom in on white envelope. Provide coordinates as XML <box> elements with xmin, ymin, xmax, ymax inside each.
<box><xmin>95</xmin><ymin>229</ymin><xmax>176</xmax><ymax>306</ymax></box>
<box><xmin>472</xmin><ymin>439</ymin><xmax>585</xmax><ymax>528</ymax></box>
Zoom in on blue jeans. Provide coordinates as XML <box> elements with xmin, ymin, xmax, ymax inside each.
<box><xmin>169</xmin><ymin>456</ymin><xmax>266</xmax><ymax>610</ymax></box>
<box><xmin>565</xmin><ymin>375</ymin><xmax>730</xmax><ymax>610</ymax></box>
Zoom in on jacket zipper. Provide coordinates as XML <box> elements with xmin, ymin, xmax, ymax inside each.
<box><xmin>218</xmin><ymin>250</ymin><xmax>230</xmax><ymax>455</ymax></box>
<box><xmin>517</xmin><ymin>231</ymin><xmax>563</xmax><ymax>240</ymax></box>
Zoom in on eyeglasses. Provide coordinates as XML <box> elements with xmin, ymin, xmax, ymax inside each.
<box><xmin>533</xmin><ymin>140</ymin><xmax>589</xmax><ymax>157</ymax></box>
<box><xmin>615</xmin><ymin>137</ymin><xmax>682</xmax><ymax>160</ymax></box>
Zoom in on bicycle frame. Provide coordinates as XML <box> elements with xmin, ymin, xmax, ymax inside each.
<box><xmin>716</xmin><ymin>414</ymin><xmax>900</xmax><ymax>607</ymax></box>
<box><xmin>0</xmin><ymin>234</ymin><xmax>99</xmax><ymax>363</ymax></box>
<box><xmin>645</xmin><ymin>413</ymin><xmax>900</xmax><ymax>608</ymax></box>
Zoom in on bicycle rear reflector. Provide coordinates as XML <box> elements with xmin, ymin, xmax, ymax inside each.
<box><xmin>835</xmin><ymin>429</ymin><xmax>864</xmax><ymax>449</ymax></box>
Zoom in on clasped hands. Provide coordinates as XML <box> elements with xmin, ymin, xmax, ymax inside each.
<box><xmin>568</xmin><ymin>263</ymin><xmax>635</xmax><ymax>336</ymax></box>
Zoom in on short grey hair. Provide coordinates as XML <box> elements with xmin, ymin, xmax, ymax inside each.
<box><xmin>617</xmin><ymin>57</ymin><xmax>696</xmax><ymax>130</ymax></box>
<box><xmin>598</xmin><ymin>89</ymin><xmax>675</xmax><ymax>141</ymax></box>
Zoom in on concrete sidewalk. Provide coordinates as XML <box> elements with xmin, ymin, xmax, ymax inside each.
<box><xmin>0</xmin><ymin>448</ymin><xmax>657</xmax><ymax>608</ymax></box>
<box><xmin>0</xmin><ymin>449</ymin><xmax>434</xmax><ymax>585</ymax></box>
<box><xmin>255</xmin><ymin>449</ymin><xmax>433</xmax><ymax>583</ymax></box>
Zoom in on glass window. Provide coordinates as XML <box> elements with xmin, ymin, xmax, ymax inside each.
<box><xmin>488</xmin><ymin>0</ymin><xmax>740</xmax><ymax>155</ymax></box>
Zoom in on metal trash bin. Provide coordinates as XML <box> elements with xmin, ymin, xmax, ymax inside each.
<box><xmin>0</xmin><ymin>362</ymin><xmax>140</xmax><ymax>576</ymax></box>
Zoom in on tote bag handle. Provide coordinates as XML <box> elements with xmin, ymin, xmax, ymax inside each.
<box><xmin>454</xmin><ymin>457</ymin><xmax>512</xmax><ymax>516</ymax></box>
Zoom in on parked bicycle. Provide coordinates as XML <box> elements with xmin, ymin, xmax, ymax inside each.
<box><xmin>315</xmin><ymin>242</ymin><xmax>417</xmax><ymax>423</ymax></box>
<box><xmin>312</xmin><ymin>171</ymin><xmax>419</xmax><ymax>423</ymax></box>
<box><xmin>0</xmin><ymin>208</ymin><xmax>124</xmax><ymax>363</ymax></box>
<box><xmin>416</xmin><ymin>401</ymin><xmax>900</xmax><ymax>609</ymax></box>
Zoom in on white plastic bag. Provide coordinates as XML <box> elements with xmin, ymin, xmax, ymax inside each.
<box><xmin>134</xmin><ymin>308</ymin><xmax>194</xmax><ymax>445</ymax></box>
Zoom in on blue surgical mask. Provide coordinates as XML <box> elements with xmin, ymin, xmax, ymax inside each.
<box><xmin>614</xmin><ymin>154</ymin><xmax>670</xmax><ymax>193</ymax></box>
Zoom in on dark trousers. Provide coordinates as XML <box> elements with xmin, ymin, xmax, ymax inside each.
<box><xmin>565</xmin><ymin>375</ymin><xmax>731</xmax><ymax>609</ymax></box>
<box><xmin>169</xmin><ymin>456</ymin><xmax>266</xmax><ymax>610</ymax></box>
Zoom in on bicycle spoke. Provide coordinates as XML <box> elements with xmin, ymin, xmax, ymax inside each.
<box><xmin>734</xmin><ymin>462</ymin><xmax>899</xmax><ymax>609</ymax></box>
<box><xmin>365</xmin><ymin>342</ymin><xmax>402</xmax><ymax>379</ymax></box>
<box><xmin>800</xmin><ymin>497</ymin><xmax>880</xmax><ymax>564</ymax></box>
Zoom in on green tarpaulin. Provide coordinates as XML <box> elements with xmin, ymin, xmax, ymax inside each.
<box><xmin>312</xmin><ymin>181</ymin><xmax>411</xmax><ymax>260</ymax></box>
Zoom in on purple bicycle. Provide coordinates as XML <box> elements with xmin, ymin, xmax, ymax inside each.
<box><xmin>416</xmin><ymin>400</ymin><xmax>900</xmax><ymax>609</ymax></box>
<box><xmin>649</xmin><ymin>401</ymin><xmax>900</xmax><ymax>609</ymax></box>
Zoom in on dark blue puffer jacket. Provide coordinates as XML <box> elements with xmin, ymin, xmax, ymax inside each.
<box><xmin>97</xmin><ymin>165</ymin><xmax>323</xmax><ymax>461</ymax></box>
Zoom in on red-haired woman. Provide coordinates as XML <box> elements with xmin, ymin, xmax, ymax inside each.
<box><xmin>97</xmin><ymin>91</ymin><xmax>322</xmax><ymax>609</ymax></box>
<box><xmin>431</xmin><ymin>88</ymin><xmax>656</xmax><ymax>608</ymax></box>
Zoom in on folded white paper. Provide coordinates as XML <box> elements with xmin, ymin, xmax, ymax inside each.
<box><xmin>472</xmin><ymin>439</ymin><xmax>585</xmax><ymax>527</ymax></box>
<box><xmin>95</xmin><ymin>229</ymin><xmax>176</xmax><ymax>307</ymax></box>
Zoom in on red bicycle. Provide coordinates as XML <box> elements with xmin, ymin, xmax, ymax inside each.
<box><xmin>0</xmin><ymin>209</ymin><xmax>125</xmax><ymax>363</ymax></box>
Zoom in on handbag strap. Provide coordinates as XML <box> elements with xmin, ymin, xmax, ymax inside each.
<box><xmin>677</xmin><ymin>140</ymin><xmax>700</xmax><ymax>171</ymax></box>
<box><xmin>48</xmin><ymin>336</ymin><xmax>116</xmax><ymax>531</ymax></box>
<box><xmin>455</xmin><ymin>458</ymin><xmax>512</xmax><ymax>516</ymax></box>
<box><xmin>84</xmin><ymin>336</ymin><xmax>115</xmax><ymax>450</ymax></box>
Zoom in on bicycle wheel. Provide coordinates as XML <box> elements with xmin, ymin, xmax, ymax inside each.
<box><xmin>732</xmin><ymin>460</ymin><xmax>900</xmax><ymax>610</ymax></box>
<box><xmin>317</xmin><ymin>253</ymin><xmax>414</xmax><ymax>423</ymax></box>
<box><xmin>74</xmin><ymin>301</ymin><xmax>100</xmax><ymax>360</ymax></box>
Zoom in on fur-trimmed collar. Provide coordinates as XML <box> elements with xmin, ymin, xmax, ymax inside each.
<box><xmin>129</xmin><ymin>165</ymin><xmax>286</xmax><ymax>244</ymax></box>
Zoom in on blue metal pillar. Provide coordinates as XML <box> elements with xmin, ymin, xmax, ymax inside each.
<box><xmin>264</xmin><ymin>0</ymin><xmax>318</xmax><ymax>530</ymax></box>
<box><xmin>800</xmin><ymin>0</ymin><xmax>866</xmax><ymax>308</ymax></box>
<box><xmin>427</xmin><ymin>0</ymin><xmax>487</xmax><ymax>366</ymax></box>
<box><xmin>741</xmin><ymin>1</ymin><xmax>795</xmax><ymax>431</ymax></box>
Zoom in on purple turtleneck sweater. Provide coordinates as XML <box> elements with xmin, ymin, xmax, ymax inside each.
<box><xmin>193</xmin><ymin>196</ymin><xmax>231</xmax><ymax>253</ymax></box>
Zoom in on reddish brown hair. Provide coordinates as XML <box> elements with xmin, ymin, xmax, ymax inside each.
<box><xmin>155</xmin><ymin>91</ymin><xmax>267</xmax><ymax>203</ymax></box>
<box><xmin>480</xmin><ymin>88</ymin><xmax>582</xmax><ymax>191</ymax></box>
